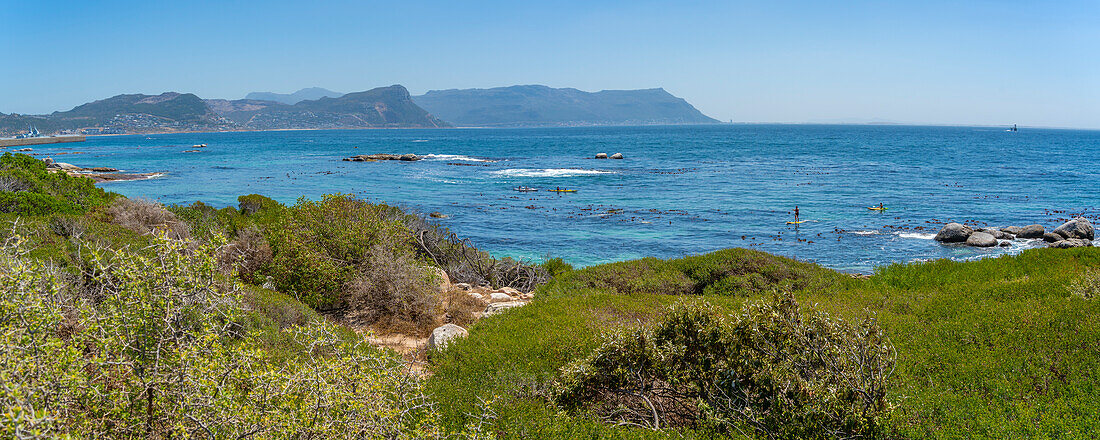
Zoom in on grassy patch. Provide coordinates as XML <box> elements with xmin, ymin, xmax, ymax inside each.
<box><xmin>427</xmin><ymin>247</ymin><xmax>1100</xmax><ymax>438</ymax></box>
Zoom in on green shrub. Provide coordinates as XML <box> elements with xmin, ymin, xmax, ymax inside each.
<box><xmin>265</xmin><ymin>194</ymin><xmax>422</xmax><ymax>309</ymax></box>
<box><xmin>555</xmin><ymin>293</ymin><xmax>896</xmax><ymax>439</ymax></box>
<box><xmin>238</xmin><ymin>193</ymin><xmax>282</xmax><ymax>215</ymax></box>
<box><xmin>0</xmin><ymin>152</ymin><xmax>115</xmax><ymax>210</ymax></box>
<box><xmin>0</xmin><ymin>231</ymin><xmax>445</xmax><ymax>438</ymax></box>
<box><xmin>0</xmin><ymin>191</ymin><xmax>82</xmax><ymax>216</ymax></box>
<box><xmin>553</xmin><ymin>249</ymin><xmax>844</xmax><ymax>297</ymax></box>
<box><xmin>542</xmin><ymin>257</ymin><xmax>574</xmax><ymax>277</ymax></box>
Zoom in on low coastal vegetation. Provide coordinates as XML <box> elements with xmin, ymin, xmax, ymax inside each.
<box><xmin>1</xmin><ymin>152</ymin><xmax>1098</xmax><ymax>438</ymax></box>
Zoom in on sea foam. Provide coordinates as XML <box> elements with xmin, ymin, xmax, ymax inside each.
<box><xmin>421</xmin><ymin>154</ymin><xmax>494</xmax><ymax>162</ymax></box>
<box><xmin>897</xmin><ymin>232</ymin><xmax>936</xmax><ymax>240</ymax></box>
<box><xmin>491</xmin><ymin>168</ymin><xmax>614</xmax><ymax>178</ymax></box>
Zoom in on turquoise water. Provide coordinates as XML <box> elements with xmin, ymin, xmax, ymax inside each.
<box><xmin>30</xmin><ymin>125</ymin><xmax>1100</xmax><ymax>272</ymax></box>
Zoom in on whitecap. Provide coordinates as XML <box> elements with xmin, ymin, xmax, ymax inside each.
<box><xmin>852</xmin><ymin>230</ymin><xmax>880</xmax><ymax>236</ymax></box>
<box><xmin>421</xmin><ymin>154</ymin><xmax>494</xmax><ymax>162</ymax></box>
<box><xmin>897</xmin><ymin>232</ymin><xmax>936</xmax><ymax>240</ymax></box>
<box><xmin>491</xmin><ymin>168</ymin><xmax>614</xmax><ymax>178</ymax></box>
<box><xmin>411</xmin><ymin>139</ymin><xmax>430</xmax><ymax>142</ymax></box>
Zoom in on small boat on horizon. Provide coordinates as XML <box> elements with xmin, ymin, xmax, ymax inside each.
<box><xmin>1006</xmin><ymin>124</ymin><xmax>1018</xmax><ymax>132</ymax></box>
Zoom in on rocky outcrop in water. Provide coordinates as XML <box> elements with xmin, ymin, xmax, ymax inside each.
<box><xmin>934</xmin><ymin>223</ymin><xmax>973</xmax><ymax>243</ymax></box>
<box><xmin>343</xmin><ymin>153</ymin><xmax>421</xmax><ymax>162</ymax></box>
<box><xmin>966</xmin><ymin>232</ymin><xmax>998</xmax><ymax>247</ymax></box>
<box><xmin>1017</xmin><ymin>225</ymin><xmax>1045</xmax><ymax>239</ymax></box>
<box><xmin>1052</xmin><ymin>217</ymin><xmax>1094</xmax><ymax>240</ymax></box>
<box><xmin>934</xmin><ymin>219</ymin><xmax>1094</xmax><ymax>249</ymax></box>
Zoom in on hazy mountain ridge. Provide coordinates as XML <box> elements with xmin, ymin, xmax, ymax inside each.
<box><xmin>413</xmin><ymin>85</ymin><xmax>719</xmax><ymax>127</ymax></box>
<box><xmin>1</xmin><ymin>86</ymin><xmax>445</xmax><ymax>135</ymax></box>
<box><xmin>1</xmin><ymin>84</ymin><xmax>716</xmax><ymax>135</ymax></box>
<box><xmin>244</xmin><ymin>87</ymin><xmax>344</xmax><ymax>105</ymax></box>
<box><xmin>215</xmin><ymin>85</ymin><xmax>448</xmax><ymax>129</ymax></box>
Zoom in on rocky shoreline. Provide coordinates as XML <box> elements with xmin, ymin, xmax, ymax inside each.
<box><xmin>934</xmin><ymin>217</ymin><xmax>1094</xmax><ymax>248</ymax></box>
<box><xmin>43</xmin><ymin>157</ymin><xmax>163</xmax><ymax>183</ymax></box>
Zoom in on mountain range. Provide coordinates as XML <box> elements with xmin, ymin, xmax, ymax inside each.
<box><xmin>413</xmin><ymin>85</ymin><xmax>719</xmax><ymax>127</ymax></box>
<box><xmin>1</xmin><ymin>85</ymin><xmax>718</xmax><ymax>135</ymax></box>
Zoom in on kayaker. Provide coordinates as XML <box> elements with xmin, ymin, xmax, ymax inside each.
<box><xmin>878</xmin><ymin>202</ymin><xmax>884</xmax><ymax>210</ymax></box>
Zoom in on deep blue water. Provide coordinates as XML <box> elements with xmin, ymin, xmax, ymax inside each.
<box><xmin>27</xmin><ymin>125</ymin><xmax>1100</xmax><ymax>272</ymax></box>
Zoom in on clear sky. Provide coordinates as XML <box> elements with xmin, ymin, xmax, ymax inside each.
<box><xmin>3</xmin><ymin>0</ymin><xmax>1099</xmax><ymax>128</ymax></box>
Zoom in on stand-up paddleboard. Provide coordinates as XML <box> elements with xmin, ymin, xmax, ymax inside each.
<box><xmin>786</xmin><ymin>220</ymin><xmax>808</xmax><ymax>224</ymax></box>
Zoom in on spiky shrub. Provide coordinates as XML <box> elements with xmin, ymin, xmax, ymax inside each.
<box><xmin>0</xmin><ymin>231</ymin><xmax>444</xmax><ymax>439</ymax></box>
<box><xmin>555</xmin><ymin>293</ymin><xmax>896</xmax><ymax>439</ymax></box>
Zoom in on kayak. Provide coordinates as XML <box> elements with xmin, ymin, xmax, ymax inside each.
<box><xmin>513</xmin><ymin>187</ymin><xmax>539</xmax><ymax>192</ymax></box>
<box><xmin>786</xmin><ymin>220</ymin><xmax>808</xmax><ymax>224</ymax></box>
<box><xmin>547</xmin><ymin>189</ymin><xmax>577</xmax><ymax>193</ymax></box>
<box><xmin>867</xmin><ymin>207</ymin><xmax>888</xmax><ymax>211</ymax></box>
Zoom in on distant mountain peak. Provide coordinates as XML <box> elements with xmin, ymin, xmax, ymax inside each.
<box><xmin>414</xmin><ymin>85</ymin><xmax>717</xmax><ymax>127</ymax></box>
<box><xmin>244</xmin><ymin>87</ymin><xmax>344</xmax><ymax>105</ymax></box>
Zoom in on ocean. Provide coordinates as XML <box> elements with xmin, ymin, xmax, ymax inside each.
<box><xmin>29</xmin><ymin>124</ymin><xmax>1100</xmax><ymax>272</ymax></box>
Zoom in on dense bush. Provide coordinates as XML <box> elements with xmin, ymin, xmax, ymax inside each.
<box><xmin>555</xmin><ymin>293</ymin><xmax>896</xmax><ymax>439</ymax></box>
<box><xmin>0</xmin><ymin>231</ymin><xmax>445</xmax><ymax>438</ymax></box>
<box><xmin>107</xmin><ymin>197</ymin><xmax>191</xmax><ymax>239</ymax></box>
<box><xmin>553</xmin><ymin>249</ymin><xmax>844</xmax><ymax>297</ymax></box>
<box><xmin>265</xmin><ymin>194</ymin><xmax>427</xmax><ymax>309</ymax></box>
<box><xmin>0</xmin><ymin>152</ymin><xmax>114</xmax><ymax>211</ymax></box>
<box><xmin>217</xmin><ymin>225</ymin><xmax>272</xmax><ymax>284</ymax></box>
<box><xmin>0</xmin><ymin>191</ymin><xmax>83</xmax><ymax>216</ymax></box>
<box><xmin>238</xmin><ymin>193</ymin><xmax>282</xmax><ymax>215</ymax></box>
<box><xmin>343</xmin><ymin>241</ymin><xmax>442</xmax><ymax>335</ymax></box>
<box><xmin>542</xmin><ymin>257</ymin><xmax>574</xmax><ymax>277</ymax></box>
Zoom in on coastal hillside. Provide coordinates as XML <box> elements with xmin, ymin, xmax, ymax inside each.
<box><xmin>211</xmin><ymin>85</ymin><xmax>449</xmax><ymax>129</ymax></box>
<box><xmin>413</xmin><ymin>85</ymin><xmax>720</xmax><ymax>127</ymax></box>
<box><xmin>0</xmin><ymin>92</ymin><xmax>229</xmax><ymax>135</ymax></box>
<box><xmin>245</xmin><ymin>87</ymin><xmax>344</xmax><ymax>104</ymax></box>
<box><xmin>1</xmin><ymin>86</ymin><xmax>446</xmax><ymax>135</ymax></box>
<box><xmin>0</xmin><ymin>152</ymin><xmax>1098</xmax><ymax>438</ymax></box>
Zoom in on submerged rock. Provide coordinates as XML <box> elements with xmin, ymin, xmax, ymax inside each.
<box><xmin>966</xmin><ymin>232</ymin><xmax>997</xmax><ymax>247</ymax></box>
<box><xmin>1052</xmin><ymin>217</ymin><xmax>1094</xmax><ymax>240</ymax></box>
<box><xmin>1049</xmin><ymin>238</ymin><xmax>1092</xmax><ymax>249</ymax></box>
<box><xmin>1017</xmin><ymin>224</ymin><xmax>1045</xmax><ymax>239</ymax></box>
<box><xmin>934</xmin><ymin>223</ymin><xmax>973</xmax><ymax>243</ymax></box>
<box><xmin>426</xmin><ymin>324</ymin><xmax>468</xmax><ymax>352</ymax></box>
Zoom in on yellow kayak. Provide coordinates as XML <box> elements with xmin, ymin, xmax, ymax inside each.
<box><xmin>547</xmin><ymin>189</ymin><xmax>577</xmax><ymax>193</ymax></box>
<box><xmin>867</xmin><ymin>207</ymin><xmax>888</xmax><ymax>211</ymax></box>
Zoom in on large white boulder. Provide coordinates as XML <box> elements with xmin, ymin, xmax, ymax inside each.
<box><xmin>426</xmin><ymin>324</ymin><xmax>468</xmax><ymax>352</ymax></box>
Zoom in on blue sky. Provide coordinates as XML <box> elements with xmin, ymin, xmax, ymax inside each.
<box><xmin>3</xmin><ymin>0</ymin><xmax>1099</xmax><ymax>128</ymax></box>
